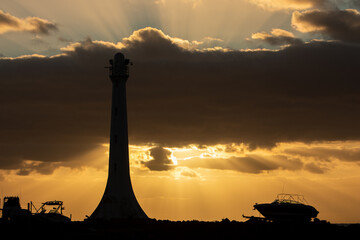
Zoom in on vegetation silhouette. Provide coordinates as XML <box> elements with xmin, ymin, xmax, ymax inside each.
<box><xmin>1</xmin><ymin>214</ymin><xmax>360</xmax><ymax>239</ymax></box>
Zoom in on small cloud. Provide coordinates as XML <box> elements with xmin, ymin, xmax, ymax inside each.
<box><xmin>251</xmin><ymin>28</ymin><xmax>304</xmax><ymax>46</ymax></box>
<box><xmin>0</xmin><ymin>10</ymin><xmax>58</xmax><ymax>35</ymax></box>
<box><xmin>179</xmin><ymin>167</ymin><xmax>199</xmax><ymax>178</ymax></box>
<box><xmin>247</xmin><ymin>0</ymin><xmax>334</xmax><ymax>11</ymax></box>
<box><xmin>25</xmin><ymin>17</ymin><xmax>58</xmax><ymax>35</ymax></box>
<box><xmin>304</xmin><ymin>162</ymin><xmax>327</xmax><ymax>173</ymax></box>
<box><xmin>58</xmin><ymin>37</ymin><xmax>72</xmax><ymax>43</ymax></box>
<box><xmin>173</xmin><ymin>167</ymin><xmax>200</xmax><ymax>178</ymax></box>
<box><xmin>142</xmin><ymin>146</ymin><xmax>174</xmax><ymax>171</ymax></box>
<box><xmin>1</xmin><ymin>53</ymin><xmax>47</xmax><ymax>60</ymax></box>
<box><xmin>202</xmin><ymin>36</ymin><xmax>223</xmax><ymax>43</ymax></box>
<box><xmin>180</xmin><ymin>170</ymin><xmax>198</xmax><ymax>177</ymax></box>
<box><xmin>16</xmin><ymin>168</ymin><xmax>31</xmax><ymax>176</ymax></box>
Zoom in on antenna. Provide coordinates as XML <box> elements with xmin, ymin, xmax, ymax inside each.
<box><xmin>281</xmin><ymin>183</ymin><xmax>285</xmax><ymax>194</ymax></box>
<box><xmin>19</xmin><ymin>186</ymin><xmax>22</xmax><ymax>203</ymax></box>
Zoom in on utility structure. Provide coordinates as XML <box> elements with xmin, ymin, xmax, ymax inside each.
<box><xmin>90</xmin><ymin>53</ymin><xmax>148</xmax><ymax>220</ymax></box>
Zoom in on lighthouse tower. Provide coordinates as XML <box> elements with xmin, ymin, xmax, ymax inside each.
<box><xmin>90</xmin><ymin>53</ymin><xmax>148</xmax><ymax>220</ymax></box>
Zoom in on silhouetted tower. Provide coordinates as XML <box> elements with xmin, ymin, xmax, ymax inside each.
<box><xmin>90</xmin><ymin>53</ymin><xmax>148</xmax><ymax>220</ymax></box>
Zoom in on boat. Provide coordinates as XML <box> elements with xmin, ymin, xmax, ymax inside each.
<box><xmin>1</xmin><ymin>196</ymin><xmax>71</xmax><ymax>223</ymax></box>
<box><xmin>30</xmin><ymin>200</ymin><xmax>71</xmax><ymax>222</ymax></box>
<box><xmin>253</xmin><ymin>193</ymin><xmax>319</xmax><ymax>222</ymax></box>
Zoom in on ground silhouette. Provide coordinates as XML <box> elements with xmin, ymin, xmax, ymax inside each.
<box><xmin>1</xmin><ymin>218</ymin><xmax>359</xmax><ymax>239</ymax></box>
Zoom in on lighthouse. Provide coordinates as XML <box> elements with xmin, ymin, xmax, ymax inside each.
<box><xmin>90</xmin><ymin>53</ymin><xmax>148</xmax><ymax>220</ymax></box>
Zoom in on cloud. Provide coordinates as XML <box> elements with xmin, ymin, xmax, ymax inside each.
<box><xmin>251</xmin><ymin>28</ymin><xmax>304</xmax><ymax>46</ymax></box>
<box><xmin>284</xmin><ymin>146</ymin><xmax>360</xmax><ymax>162</ymax></box>
<box><xmin>179</xmin><ymin>154</ymin><xmax>303</xmax><ymax>174</ymax></box>
<box><xmin>304</xmin><ymin>162</ymin><xmax>327</xmax><ymax>173</ymax></box>
<box><xmin>16</xmin><ymin>160</ymin><xmax>59</xmax><ymax>176</ymax></box>
<box><xmin>123</xmin><ymin>36</ymin><xmax>360</xmax><ymax>148</ymax></box>
<box><xmin>248</xmin><ymin>0</ymin><xmax>360</xmax><ymax>10</ymax></box>
<box><xmin>179</xmin><ymin>168</ymin><xmax>199</xmax><ymax>177</ymax></box>
<box><xmin>0</xmin><ymin>10</ymin><xmax>57</xmax><ymax>35</ymax></box>
<box><xmin>292</xmin><ymin>9</ymin><xmax>360</xmax><ymax>43</ymax></box>
<box><xmin>121</xmin><ymin>27</ymin><xmax>189</xmax><ymax>55</ymax></box>
<box><xmin>173</xmin><ymin>167</ymin><xmax>200</xmax><ymax>178</ymax></box>
<box><xmin>1</xmin><ymin>27</ymin><xmax>360</xmax><ymax>174</ymax></box>
<box><xmin>142</xmin><ymin>147</ymin><xmax>174</xmax><ymax>171</ymax></box>
<box><xmin>175</xmin><ymin>141</ymin><xmax>360</xmax><ymax>174</ymax></box>
<box><xmin>247</xmin><ymin>0</ymin><xmax>334</xmax><ymax>10</ymax></box>
<box><xmin>121</xmin><ymin>27</ymin><xmax>226</xmax><ymax>57</ymax></box>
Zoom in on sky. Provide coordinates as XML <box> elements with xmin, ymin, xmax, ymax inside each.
<box><xmin>1</xmin><ymin>0</ymin><xmax>360</xmax><ymax>222</ymax></box>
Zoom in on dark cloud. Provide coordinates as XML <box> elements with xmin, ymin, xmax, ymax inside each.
<box><xmin>179</xmin><ymin>155</ymin><xmax>303</xmax><ymax>174</ymax></box>
<box><xmin>0</xmin><ymin>10</ymin><xmax>57</xmax><ymax>35</ymax></box>
<box><xmin>124</xmin><ymin>34</ymin><xmax>360</xmax><ymax>148</ymax></box>
<box><xmin>142</xmin><ymin>147</ymin><xmax>173</xmax><ymax>171</ymax></box>
<box><xmin>0</xmin><ymin>42</ymin><xmax>118</xmax><ymax>172</ymax></box>
<box><xmin>1</xmin><ymin>28</ymin><xmax>360</xmax><ymax>173</ymax></box>
<box><xmin>292</xmin><ymin>9</ymin><xmax>360</xmax><ymax>43</ymax></box>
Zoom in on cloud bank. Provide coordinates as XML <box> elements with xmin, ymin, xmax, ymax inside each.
<box><xmin>1</xmin><ymin>27</ymin><xmax>360</xmax><ymax>174</ymax></box>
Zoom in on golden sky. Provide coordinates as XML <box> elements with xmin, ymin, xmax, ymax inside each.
<box><xmin>1</xmin><ymin>0</ymin><xmax>360</xmax><ymax>223</ymax></box>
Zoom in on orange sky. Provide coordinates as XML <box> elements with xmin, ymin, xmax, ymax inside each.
<box><xmin>2</xmin><ymin>142</ymin><xmax>360</xmax><ymax>222</ymax></box>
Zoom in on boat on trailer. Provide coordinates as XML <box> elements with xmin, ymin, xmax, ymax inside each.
<box><xmin>30</xmin><ymin>200</ymin><xmax>71</xmax><ymax>222</ymax></box>
<box><xmin>1</xmin><ymin>196</ymin><xmax>71</xmax><ymax>223</ymax></box>
<box><xmin>252</xmin><ymin>193</ymin><xmax>319</xmax><ymax>222</ymax></box>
